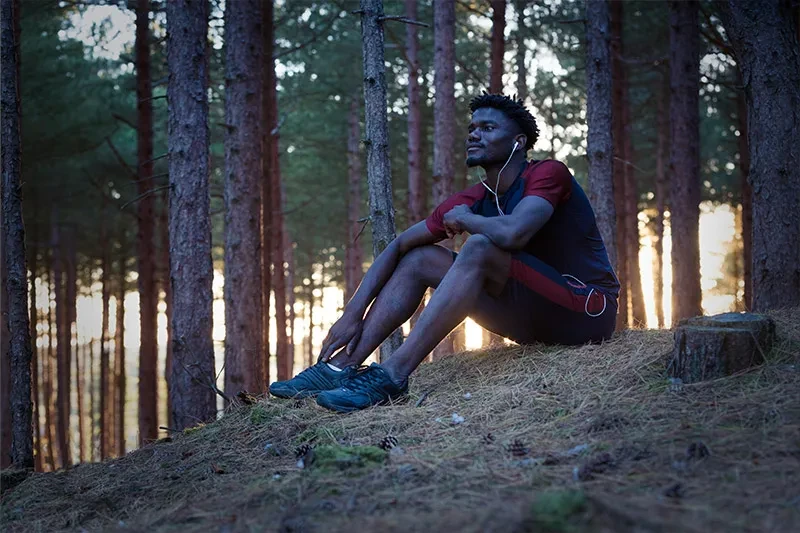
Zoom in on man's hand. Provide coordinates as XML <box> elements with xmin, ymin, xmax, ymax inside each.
<box><xmin>443</xmin><ymin>204</ymin><xmax>471</xmax><ymax>239</ymax></box>
<box><xmin>317</xmin><ymin>311</ymin><xmax>363</xmax><ymax>363</ymax></box>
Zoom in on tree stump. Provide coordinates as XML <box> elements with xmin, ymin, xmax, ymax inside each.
<box><xmin>670</xmin><ymin>312</ymin><xmax>775</xmax><ymax>383</ymax></box>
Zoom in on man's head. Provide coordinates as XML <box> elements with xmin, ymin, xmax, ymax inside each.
<box><xmin>465</xmin><ymin>93</ymin><xmax>539</xmax><ymax>168</ymax></box>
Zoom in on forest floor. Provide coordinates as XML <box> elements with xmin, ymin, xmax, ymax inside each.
<box><xmin>2</xmin><ymin>309</ymin><xmax>799</xmax><ymax>533</ymax></box>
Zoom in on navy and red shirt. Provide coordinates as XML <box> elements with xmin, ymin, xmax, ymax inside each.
<box><xmin>425</xmin><ymin>159</ymin><xmax>620</xmax><ymax>299</ymax></box>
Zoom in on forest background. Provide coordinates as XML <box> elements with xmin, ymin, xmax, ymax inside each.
<box><xmin>1</xmin><ymin>0</ymin><xmax>796</xmax><ymax>472</ymax></box>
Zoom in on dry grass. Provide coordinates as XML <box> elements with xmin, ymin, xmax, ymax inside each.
<box><xmin>3</xmin><ymin>308</ymin><xmax>799</xmax><ymax>533</ymax></box>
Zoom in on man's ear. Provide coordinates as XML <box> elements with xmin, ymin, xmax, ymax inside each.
<box><xmin>515</xmin><ymin>135</ymin><xmax>527</xmax><ymax>150</ymax></box>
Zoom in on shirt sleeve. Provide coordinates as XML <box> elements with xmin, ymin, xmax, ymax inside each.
<box><xmin>523</xmin><ymin>160</ymin><xmax>573</xmax><ymax>208</ymax></box>
<box><xmin>424</xmin><ymin>183</ymin><xmax>486</xmax><ymax>239</ymax></box>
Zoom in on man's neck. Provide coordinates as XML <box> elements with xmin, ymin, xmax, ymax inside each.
<box><xmin>483</xmin><ymin>154</ymin><xmax>527</xmax><ymax>195</ymax></box>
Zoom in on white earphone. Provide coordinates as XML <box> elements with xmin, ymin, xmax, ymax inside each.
<box><xmin>478</xmin><ymin>139</ymin><xmax>522</xmax><ymax>216</ymax></box>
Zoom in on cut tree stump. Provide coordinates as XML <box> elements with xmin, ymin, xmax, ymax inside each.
<box><xmin>670</xmin><ymin>312</ymin><xmax>775</xmax><ymax>383</ymax></box>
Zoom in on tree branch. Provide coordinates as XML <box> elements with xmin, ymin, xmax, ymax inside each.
<box><xmin>112</xmin><ymin>112</ymin><xmax>137</xmax><ymax>132</ymax></box>
<box><xmin>273</xmin><ymin>9</ymin><xmax>341</xmax><ymax>60</ymax></box>
<box><xmin>120</xmin><ymin>184</ymin><xmax>172</xmax><ymax>210</ymax></box>
<box><xmin>379</xmin><ymin>15</ymin><xmax>429</xmax><ymax>28</ymax></box>
<box><xmin>105</xmin><ymin>137</ymin><xmax>137</xmax><ymax>179</ymax></box>
<box><xmin>176</xmin><ymin>337</ymin><xmax>231</xmax><ymax>404</ymax></box>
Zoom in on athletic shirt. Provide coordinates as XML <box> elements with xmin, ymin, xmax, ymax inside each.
<box><xmin>425</xmin><ymin>159</ymin><xmax>620</xmax><ymax>298</ymax></box>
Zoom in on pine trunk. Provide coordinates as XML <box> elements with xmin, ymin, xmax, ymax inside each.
<box><xmin>273</xmin><ymin>156</ymin><xmax>289</xmax><ymax>380</ymax></box>
<box><xmin>622</xmin><ymin>94</ymin><xmax>646</xmax><ymax>327</ymax></box>
<box><xmin>285</xmin><ymin>222</ymin><xmax>295</xmax><ymax>368</ymax></box>
<box><xmin>490</xmin><ymin>0</ymin><xmax>506</xmax><ymax>93</ymax></box>
<box><xmin>654</xmin><ymin>78</ymin><xmax>668</xmax><ymax>328</ymax></box>
<box><xmin>734</xmin><ymin>81</ymin><xmax>752</xmax><ymax>310</ymax></box>
<box><xmin>115</xmin><ymin>248</ymin><xmax>126</xmax><ymax>457</ymax></box>
<box><xmin>51</xmin><ymin>220</ymin><xmax>69</xmax><ymax>466</ymax></box>
<box><xmin>29</xmin><ymin>234</ymin><xmax>42</xmax><ymax>470</ymax></box>
<box><xmin>44</xmin><ymin>265</ymin><xmax>56</xmax><ymax>469</ymax></box>
<box><xmin>67</xmin><ymin>239</ymin><xmax>84</xmax><ymax>464</ymax></box>
<box><xmin>585</xmin><ymin>0</ymin><xmax>617</xmax><ymax>273</ymax></box>
<box><xmin>432</xmin><ymin>0</ymin><xmax>456</xmax><ymax>357</ymax></box>
<box><xmin>100</xmin><ymin>217</ymin><xmax>110</xmax><ymax>458</ymax></box>
<box><xmin>722</xmin><ymin>0</ymin><xmax>800</xmax><ymax>311</ymax></box>
<box><xmin>158</xmin><ymin>195</ymin><xmax>172</xmax><ymax>425</ymax></box>
<box><xmin>515</xmin><ymin>1</ymin><xmax>528</xmax><ymax>102</ymax></box>
<box><xmin>88</xmin><ymin>340</ymin><xmax>95</xmax><ymax>462</ymax></box>
<box><xmin>224</xmin><ymin>0</ymin><xmax>265</xmax><ymax>395</ymax></box>
<box><xmin>1</xmin><ymin>0</ymin><xmax>33</xmax><ymax>469</ymax></box>
<box><xmin>135</xmin><ymin>0</ymin><xmax>159</xmax><ymax>445</ymax></box>
<box><xmin>359</xmin><ymin>0</ymin><xmax>402</xmax><ymax>362</ymax></box>
<box><xmin>167</xmin><ymin>0</ymin><xmax>217</xmax><ymax>429</ymax></box>
<box><xmin>261</xmin><ymin>0</ymin><xmax>274</xmax><ymax>387</ymax></box>
<box><xmin>0</xmin><ymin>202</ymin><xmax>9</xmax><ymax>469</ymax></box>
<box><xmin>406</xmin><ymin>0</ymin><xmax>423</xmax><ymax>226</ymax></box>
<box><xmin>669</xmin><ymin>0</ymin><xmax>702</xmax><ymax>323</ymax></box>
<box><xmin>346</xmin><ymin>96</ymin><xmax>364</xmax><ymax>302</ymax></box>
<box><xmin>306</xmin><ymin>278</ymin><xmax>315</xmax><ymax>367</ymax></box>
<box><xmin>609</xmin><ymin>0</ymin><xmax>628</xmax><ymax>329</ymax></box>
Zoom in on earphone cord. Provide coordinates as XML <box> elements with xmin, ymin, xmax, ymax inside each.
<box><xmin>478</xmin><ymin>146</ymin><xmax>517</xmax><ymax>216</ymax></box>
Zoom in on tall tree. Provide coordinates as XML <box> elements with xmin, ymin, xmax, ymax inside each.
<box><xmin>622</xmin><ymin>97</ymin><xmax>646</xmax><ymax>327</ymax></box>
<box><xmin>43</xmin><ymin>271</ymin><xmax>56</xmax><ymax>469</ymax></box>
<box><xmin>158</xmin><ymin>196</ymin><xmax>172</xmax><ymax>425</ymax></box>
<box><xmin>669</xmin><ymin>0</ymin><xmax>702</xmax><ymax>323</ymax></box>
<box><xmin>735</xmin><ymin>88</ymin><xmax>752</xmax><ymax>310</ymax></box>
<box><xmin>654</xmin><ymin>75</ymin><xmax>669</xmax><ymax>328</ymax></box>
<box><xmin>167</xmin><ymin>0</ymin><xmax>217</xmax><ymax>430</ymax></box>
<box><xmin>99</xmin><ymin>201</ymin><xmax>111</xmax><ymax>459</ymax></box>
<box><xmin>489</xmin><ymin>0</ymin><xmax>506</xmax><ymax>93</ymax></box>
<box><xmin>585</xmin><ymin>0</ymin><xmax>617</xmax><ymax>273</ymax></box>
<box><xmin>52</xmin><ymin>218</ymin><xmax>70</xmax><ymax>467</ymax></box>
<box><xmin>224</xmin><ymin>0</ymin><xmax>264</xmax><ymax>395</ymax></box>
<box><xmin>514</xmin><ymin>0</ymin><xmax>528</xmax><ymax>103</ymax></box>
<box><xmin>345</xmin><ymin>96</ymin><xmax>364</xmax><ymax>302</ymax></box>
<box><xmin>114</xmin><ymin>246</ymin><xmax>126</xmax><ymax>457</ymax></box>
<box><xmin>261</xmin><ymin>0</ymin><xmax>274</xmax><ymax>386</ymax></box>
<box><xmin>0</xmin><ymin>225</ymin><xmax>9</xmax><ymax>468</ymax></box>
<box><xmin>1</xmin><ymin>0</ymin><xmax>33</xmax><ymax>469</ymax></box>
<box><xmin>720</xmin><ymin>0</ymin><xmax>800</xmax><ymax>311</ymax></box>
<box><xmin>432</xmin><ymin>0</ymin><xmax>456</xmax><ymax>356</ymax></box>
<box><xmin>135</xmin><ymin>0</ymin><xmax>159</xmax><ymax>445</ymax></box>
<box><xmin>28</xmin><ymin>224</ymin><xmax>41</xmax><ymax>470</ymax></box>
<box><xmin>406</xmin><ymin>0</ymin><xmax>423</xmax><ymax>226</ymax></box>
<box><xmin>359</xmin><ymin>0</ymin><xmax>402</xmax><ymax>361</ymax></box>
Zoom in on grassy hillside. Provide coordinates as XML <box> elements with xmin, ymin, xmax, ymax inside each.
<box><xmin>3</xmin><ymin>309</ymin><xmax>799</xmax><ymax>532</ymax></box>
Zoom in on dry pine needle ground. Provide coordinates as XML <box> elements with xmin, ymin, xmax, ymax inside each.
<box><xmin>2</xmin><ymin>308</ymin><xmax>799</xmax><ymax>532</ymax></box>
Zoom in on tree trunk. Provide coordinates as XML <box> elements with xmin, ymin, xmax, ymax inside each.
<box><xmin>654</xmin><ymin>76</ymin><xmax>668</xmax><ymax>328</ymax></box>
<box><xmin>135</xmin><ymin>0</ymin><xmax>158</xmax><ymax>445</ymax></box>
<box><xmin>88</xmin><ymin>339</ymin><xmax>95</xmax><ymax>462</ymax></box>
<box><xmin>585</xmin><ymin>0</ymin><xmax>617</xmax><ymax>273</ymax></box>
<box><xmin>166</xmin><ymin>0</ymin><xmax>217</xmax><ymax>430</ymax></box>
<box><xmin>406</xmin><ymin>0</ymin><xmax>423</xmax><ymax>226</ymax></box>
<box><xmin>285</xmin><ymin>222</ymin><xmax>295</xmax><ymax>370</ymax></box>
<box><xmin>622</xmin><ymin>95</ymin><xmax>646</xmax><ymax>327</ymax></box>
<box><xmin>100</xmin><ymin>213</ymin><xmax>110</xmax><ymax>459</ymax></box>
<box><xmin>609</xmin><ymin>0</ymin><xmax>628</xmax><ymax>330</ymax></box>
<box><xmin>67</xmin><ymin>239</ymin><xmax>84</xmax><ymax>464</ymax></box>
<box><xmin>51</xmin><ymin>219</ymin><xmax>70</xmax><ymax>467</ymax></box>
<box><xmin>432</xmin><ymin>0</ymin><xmax>456</xmax><ymax>357</ymax></box>
<box><xmin>306</xmin><ymin>275</ymin><xmax>315</xmax><ymax>367</ymax></box>
<box><xmin>515</xmin><ymin>0</ymin><xmax>528</xmax><ymax>103</ymax></box>
<box><xmin>29</xmin><ymin>231</ymin><xmax>42</xmax><ymax>470</ymax></box>
<box><xmin>115</xmin><ymin>246</ymin><xmax>126</xmax><ymax>457</ymax></box>
<box><xmin>346</xmin><ymin>96</ymin><xmax>364</xmax><ymax>303</ymax></box>
<box><xmin>44</xmin><ymin>270</ymin><xmax>56</xmax><ymax>470</ymax></box>
<box><xmin>723</xmin><ymin>0</ymin><xmax>800</xmax><ymax>311</ymax></box>
<box><xmin>224</xmin><ymin>0</ymin><xmax>265</xmax><ymax>395</ymax></box>
<box><xmin>359</xmin><ymin>0</ymin><xmax>402</xmax><ymax>362</ymax></box>
<box><xmin>669</xmin><ymin>0</ymin><xmax>702</xmax><ymax>323</ymax></box>
<box><xmin>1</xmin><ymin>0</ymin><xmax>33</xmax><ymax>470</ymax></box>
<box><xmin>735</xmin><ymin>89</ymin><xmax>752</xmax><ymax>311</ymax></box>
<box><xmin>490</xmin><ymin>0</ymin><xmax>506</xmax><ymax>93</ymax></box>
<box><xmin>261</xmin><ymin>0</ymin><xmax>274</xmax><ymax>387</ymax></box>
<box><xmin>158</xmin><ymin>194</ymin><xmax>172</xmax><ymax>426</ymax></box>
<box><xmin>273</xmin><ymin>162</ymin><xmax>290</xmax><ymax>380</ymax></box>
<box><xmin>1</xmin><ymin>228</ymin><xmax>9</xmax><ymax>469</ymax></box>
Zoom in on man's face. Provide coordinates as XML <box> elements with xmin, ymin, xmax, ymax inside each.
<box><xmin>465</xmin><ymin>107</ymin><xmax>521</xmax><ymax>168</ymax></box>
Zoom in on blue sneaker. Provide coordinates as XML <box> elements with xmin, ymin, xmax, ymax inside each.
<box><xmin>316</xmin><ymin>363</ymin><xmax>409</xmax><ymax>413</ymax></box>
<box><xmin>268</xmin><ymin>362</ymin><xmax>359</xmax><ymax>399</ymax></box>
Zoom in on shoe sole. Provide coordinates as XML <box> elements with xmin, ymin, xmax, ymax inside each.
<box><xmin>268</xmin><ymin>388</ymin><xmax>322</xmax><ymax>400</ymax></box>
<box><xmin>316</xmin><ymin>393</ymin><xmax>409</xmax><ymax>413</ymax></box>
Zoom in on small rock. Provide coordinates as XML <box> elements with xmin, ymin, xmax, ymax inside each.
<box><xmin>668</xmin><ymin>377</ymin><xmax>684</xmax><ymax>392</ymax></box>
<box><xmin>463</xmin><ymin>392</ymin><xmax>472</xmax><ymax>399</ymax></box>
<box><xmin>451</xmin><ymin>413</ymin><xmax>465</xmax><ymax>425</ymax></box>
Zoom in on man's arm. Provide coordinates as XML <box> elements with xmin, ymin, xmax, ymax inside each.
<box><xmin>446</xmin><ymin>196</ymin><xmax>555</xmax><ymax>251</ymax></box>
<box><xmin>318</xmin><ymin>221</ymin><xmax>440</xmax><ymax>360</ymax></box>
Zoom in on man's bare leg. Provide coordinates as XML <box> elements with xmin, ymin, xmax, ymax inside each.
<box><xmin>380</xmin><ymin>234</ymin><xmax>511</xmax><ymax>383</ymax></box>
<box><xmin>328</xmin><ymin>244</ymin><xmax>455</xmax><ymax>369</ymax></box>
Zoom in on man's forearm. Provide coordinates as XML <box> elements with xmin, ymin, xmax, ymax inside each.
<box><xmin>459</xmin><ymin>213</ymin><xmax>516</xmax><ymax>249</ymax></box>
<box><xmin>343</xmin><ymin>240</ymin><xmax>402</xmax><ymax>318</ymax></box>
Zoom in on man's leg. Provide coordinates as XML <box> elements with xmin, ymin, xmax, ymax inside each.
<box><xmin>329</xmin><ymin>244</ymin><xmax>455</xmax><ymax>368</ymax></box>
<box><xmin>380</xmin><ymin>234</ymin><xmax>511</xmax><ymax>383</ymax></box>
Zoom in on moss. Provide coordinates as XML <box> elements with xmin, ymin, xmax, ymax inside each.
<box><xmin>529</xmin><ymin>490</ymin><xmax>587</xmax><ymax>532</ymax></box>
<box><xmin>249</xmin><ymin>405</ymin><xmax>274</xmax><ymax>425</ymax></box>
<box><xmin>311</xmin><ymin>445</ymin><xmax>388</xmax><ymax>474</ymax></box>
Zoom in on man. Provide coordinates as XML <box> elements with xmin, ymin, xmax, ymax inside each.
<box><xmin>270</xmin><ymin>93</ymin><xmax>619</xmax><ymax>412</ymax></box>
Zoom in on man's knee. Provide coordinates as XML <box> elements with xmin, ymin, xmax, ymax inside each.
<box><xmin>397</xmin><ymin>245</ymin><xmax>450</xmax><ymax>278</ymax></box>
<box><xmin>457</xmin><ymin>234</ymin><xmax>496</xmax><ymax>268</ymax></box>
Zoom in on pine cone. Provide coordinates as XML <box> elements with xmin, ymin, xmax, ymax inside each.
<box><xmin>237</xmin><ymin>391</ymin><xmax>258</xmax><ymax>405</ymax></box>
<box><xmin>506</xmin><ymin>439</ymin><xmax>529</xmax><ymax>457</ymax></box>
<box><xmin>294</xmin><ymin>443</ymin><xmax>314</xmax><ymax>459</ymax></box>
<box><xmin>378</xmin><ymin>435</ymin><xmax>399</xmax><ymax>451</ymax></box>
<box><xmin>483</xmin><ymin>433</ymin><xmax>496</xmax><ymax>445</ymax></box>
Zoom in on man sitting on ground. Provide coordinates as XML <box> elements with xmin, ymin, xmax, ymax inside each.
<box><xmin>269</xmin><ymin>93</ymin><xmax>620</xmax><ymax>412</ymax></box>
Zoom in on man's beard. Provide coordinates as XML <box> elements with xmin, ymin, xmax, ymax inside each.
<box><xmin>465</xmin><ymin>153</ymin><xmax>486</xmax><ymax>167</ymax></box>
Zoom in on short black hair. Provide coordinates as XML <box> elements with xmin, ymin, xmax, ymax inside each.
<box><xmin>469</xmin><ymin>92</ymin><xmax>539</xmax><ymax>151</ymax></box>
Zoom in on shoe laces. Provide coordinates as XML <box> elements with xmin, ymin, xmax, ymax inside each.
<box><xmin>346</xmin><ymin>366</ymin><xmax>385</xmax><ymax>393</ymax></box>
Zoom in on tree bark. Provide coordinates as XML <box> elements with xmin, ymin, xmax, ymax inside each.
<box><xmin>135</xmin><ymin>0</ymin><xmax>159</xmax><ymax>445</ymax></box>
<box><xmin>359</xmin><ymin>0</ymin><xmax>402</xmax><ymax>361</ymax></box>
<box><xmin>224</xmin><ymin>0</ymin><xmax>264</xmax><ymax>396</ymax></box>
<box><xmin>735</xmin><ymin>89</ymin><xmax>752</xmax><ymax>311</ymax></box>
<box><xmin>1</xmin><ymin>218</ymin><xmax>9</xmax><ymax>469</ymax></box>
<box><xmin>100</xmin><ymin>207</ymin><xmax>110</xmax><ymax>459</ymax></box>
<box><xmin>609</xmin><ymin>0</ymin><xmax>628</xmax><ymax>329</ymax></box>
<box><xmin>669</xmin><ymin>0</ymin><xmax>703</xmax><ymax>323</ymax></box>
<box><xmin>432</xmin><ymin>0</ymin><xmax>457</xmax><ymax>357</ymax></box>
<box><xmin>51</xmin><ymin>219</ymin><xmax>70</xmax><ymax>467</ymax></box>
<box><xmin>261</xmin><ymin>0</ymin><xmax>274</xmax><ymax>386</ymax></box>
<box><xmin>654</xmin><ymin>76</ymin><xmax>668</xmax><ymax>328</ymax></box>
<box><xmin>166</xmin><ymin>0</ymin><xmax>217</xmax><ymax>430</ymax></box>
<box><xmin>66</xmin><ymin>235</ymin><xmax>84</xmax><ymax>464</ymax></box>
<box><xmin>306</xmin><ymin>275</ymin><xmax>315</xmax><ymax>368</ymax></box>
<box><xmin>490</xmin><ymin>0</ymin><xmax>506</xmax><ymax>93</ymax></box>
<box><xmin>515</xmin><ymin>0</ymin><xmax>528</xmax><ymax>102</ymax></box>
<box><xmin>585</xmin><ymin>0</ymin><xmax>617</xmax><ymax>273</ymax></box>
<box><xmin>28</xmin><ymin>226</ymin><xmax>41</xmax><ymax>470</ymax></box>
<box><xmin>721</xmin><ymin>0</ymin><xmax>799</xmax><ymax>310</ymax></box>
<box><xmin>44</xmin><ymin>269</ymin><xmax>56</xmax><ymax>469</ymax></box>
<box><xmin>273</xmin><ymin>158</ymin><xmax>290</xmax><ymax>379</ymax></box>
<box><xmin>346</xmin><ymin>96</ymin><xmax>364</xmax><ymax>302</ymax></box>
<box><xmin>622</xmin><ymin>95</ymin><xmax>646</xmax><ymax>327</ymax></box>
<box><xmin>158</xmin><ymin>194</ymin><xmax>172</xmax><ymax>426</ymax></box>
<box><xmin>115</xmin><ymin>245</ymin><xmax>126</xmax><ymax>457</ymax></box>
<box><xmin>1</xmin><ymin>0</ymin><xmax>33</xmax><ymax>470</ymax></box>
<box><xmin>285</xmin><ymin>222</ymin><xmax>295</xmax><ymax>369</ymax></box>
<box><xmin>406</xmin><ymin>0</ymin><xmax>423</xmax><ymax>226</ymax></box>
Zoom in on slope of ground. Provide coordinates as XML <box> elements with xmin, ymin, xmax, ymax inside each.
<box><xmin>2</xmin><ymin>309</ymin><xmax>799</xmax><ymax>532</ymax></box>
